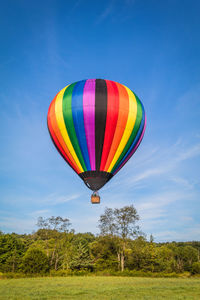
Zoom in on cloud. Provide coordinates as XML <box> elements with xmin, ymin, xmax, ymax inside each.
<box><xmin>43</xmin><ymin>193</ymin><xmax>81</xmax><ymax>205</ymax></box>
<box><xmin>125</xmin><ymin>141</ymin><xmax>200</xmax><ymax>187</ymax></box>
<box><xmin>176</xmin><ymin>84</ymin><xmax>200</xmax><ymax>117</ymax></box>
<box><xmin>0</xmin><ymin>216</ymin><xmax>36</xmax><ymax>234</ymax></box>
<box><xmin>95</xmin><ymin>1</ymin><xmax>114</xmax><ymax>24</ymax></box>
<box><xmin>154</xmin><ymin>224</ymin><xmax>200</xmax><ymax>242</ymax></box>
<box><xmin>136</xmin><ymin>190</ymin><xmax>191</xmax><ymax>218</ymax></box>
<box><xmin>28</xmin><ymin>209</ymin><xmax>50</xmax><ymax>216</ymax></box>
<box><xmin>170</xmin><ymin>177</ymin><xmax>194</xmax><ymax>190</ymax></box>
<box><xmin>130</xmin><ymin>167</ymin><xmax>165</xmax><ymax>185</ymax></box>
<box><xmin>176</xmin><ymin>144</ymin><xmax>200</xmax><ymax>162</ymax></box>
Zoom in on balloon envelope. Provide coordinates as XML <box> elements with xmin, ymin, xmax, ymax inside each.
<box><xmin>47</xmin><ymin>79</ymin><xmax>146</xmax><ymax>191</ymax></box>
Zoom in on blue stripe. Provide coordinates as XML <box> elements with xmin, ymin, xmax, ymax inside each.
<box><xmin>72</xmin><ymin>80</ymin><xmax>91</xmax><ymax>170</ymax></box>
<box><xmin>112</xmin><ymin>100</ymin><xmax>145</xmax><ymax>174</ymax></box>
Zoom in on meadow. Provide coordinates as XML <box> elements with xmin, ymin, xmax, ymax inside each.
<box><xmin>0</xmin><ymin>276</ymin><xmax>200</xmax><ymax>300</ymax></box>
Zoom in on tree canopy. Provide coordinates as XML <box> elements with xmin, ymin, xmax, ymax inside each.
<box><xmin>0</xmin><ymin>207</ymin><xmax>199</xmax><ymax>276</ymax></box>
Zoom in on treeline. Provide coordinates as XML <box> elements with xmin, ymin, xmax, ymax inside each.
<box><xmin>0</xmin><ymin>207</ymin><xmax>200</xmax><ymax>277</ymax></box>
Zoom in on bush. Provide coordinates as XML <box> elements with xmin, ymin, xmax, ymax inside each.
<box><xmin>50</xmin><ymin>269</ymin><xmax>92</xmax><ymax>277</ymax></box>
<box><xmin>0</xmin><ymin>272</ymin><xmax>26</xmax><ymax>279</ymax></box>
<box><xmin>191</xmin><ymin>262</ymin><xmax>200</xmax><ymax>274</ymax></box>
<box><xmin>94</xmin><ymin>269</ymin><xmax>181</xmax><ymax>278</ymax></box>
<box><xmin>50</xmin><ymin>270</ymin><xmax>72</xmax><ymax>277</ymax></box>
<box><xmin>22</xmin><ymin>248</ymin><xmax>49</xmax><ymax>274</ymax></box>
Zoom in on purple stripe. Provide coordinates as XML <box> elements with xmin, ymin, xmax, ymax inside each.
<box><xmin>114</xmin><ymin>115</ymin><xmax>146</xmax><ymax>175</ymax></box>
<box><xmin>83</xmin><ymin>79</ymin><xmax>96</xmax><ymax>170</ymax></box>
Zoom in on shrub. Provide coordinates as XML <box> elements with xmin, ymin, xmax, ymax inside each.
<box><xmin>0</xmin><ymin>272</ymin><xmax>26</xmax><ymax>279</ymax></box>
<box><xmin>22</xmin><ymin>248</ymin><xmax>49</xmax><ymax>274</ymax></box>
<box><xmin>50</xmin><ymin>270</ymin><xmax>72</xmax><ymax>277</ymax></box>
<box><xmin>191</xmin><ymin>262</ymin><xmax>200</xmax><ymax>274</ymax></box>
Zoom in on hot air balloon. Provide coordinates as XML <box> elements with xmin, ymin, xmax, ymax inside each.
<box><xmin>47</xmin><ymin>79</ymin><xmax>146</xmax><ymax>203</ymax></box>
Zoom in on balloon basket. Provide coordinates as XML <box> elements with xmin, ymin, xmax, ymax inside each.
<box><xmin>91</xmin><ymin>191</ymin><xmax>100</xmax><ymax>204</ymax></box>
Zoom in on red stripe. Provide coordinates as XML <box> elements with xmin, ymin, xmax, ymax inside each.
<box><xmin>100</xmin><ymin>80</ymin><xmax>119</xmax><ymax>171</ymax></box>
<box><xmin>104</xmin><ymin>82</ymin><xmax>129</xmax><ymax>171</ymax></box>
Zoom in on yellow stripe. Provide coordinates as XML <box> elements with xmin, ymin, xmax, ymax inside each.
<box><xmin>107</xmin><ymin>86</ymin><xmax>137</xmax><ymax>172</ymax></box>
<box><xmin>55</xmin><ymin>86</ymin><xmax>84</xmax><ymax>173</ymax></box>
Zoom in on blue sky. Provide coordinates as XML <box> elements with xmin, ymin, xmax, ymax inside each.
<box><xmin>0</xmin><ymin>0</ymin><xmax>200</xmax><ymax>242</ymax></box>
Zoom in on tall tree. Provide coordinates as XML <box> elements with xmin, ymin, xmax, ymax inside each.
<box><xmin>36</xmin><ymin>216</ymin><xmax>73</xmax><ymax>268</ymax></box>
<box><xmin>37</xmin><ymin>216</ymin><xmax>71</xmax><ymax>233</ymax></box>
<box><xmin>98</xmin><ymin>205</ymin><xmax>141</xmax><ymax>271</ymax></box>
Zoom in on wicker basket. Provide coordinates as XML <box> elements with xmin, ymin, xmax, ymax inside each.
<box><xmin>91</xmin><ymin>195</ymin><xmax>100</xmax><ymax>204</ymax></box>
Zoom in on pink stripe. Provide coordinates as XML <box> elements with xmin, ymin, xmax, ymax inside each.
<box><xmin>83</xmin><ymin>79</ymin><xmax>96</xmax><ymax>170</ymax></box>
<box><xmin>114</xmin><ymin>115</ymin><xmax>146</xmax><ymax>175</ymax></box>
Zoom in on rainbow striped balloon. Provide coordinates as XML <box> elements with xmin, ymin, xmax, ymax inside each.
<box><xmin>47</xmin><ymin>79</ymin><xmax>146</xmax><ymax>191</ymax></box>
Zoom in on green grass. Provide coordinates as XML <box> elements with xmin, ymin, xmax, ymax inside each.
<box><xmin>0</xmin><ymin>276</ymin><xmax>200</xmax><ymax>299</ymax></box>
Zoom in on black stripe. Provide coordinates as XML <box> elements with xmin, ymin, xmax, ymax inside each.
<box><xmin>95</xmin><ymin>79</ymin><xmax>107</xmax><ymax>170</ymax></box>
<box><xmin>79</xmin><ymin>171</ymin><xmax>113</xmax><ymax>191</ymax></box>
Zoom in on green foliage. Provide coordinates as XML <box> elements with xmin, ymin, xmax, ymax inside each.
<box><xmin>98</xmin><ymin>205</ymin><xmax>140</xmax><ymax>239</ymax></box>
<box><xmin>37</xmin><ymin>216</ymin><xmax>72</xmax><ymax>233</ymax></box>
<box><xmin>0</xmin><ymin>234</ymin><xmax>25</xmax><ymax>272</ymax></box>
<box><xmin>0</xmin><ymin>212</ymin><xmax>200</xmax><ymax>277</ymax></box>
<box><xmin>90</xmin><ymin>236</ymin><xmax>119</xmax><ymax>271</ymax></box>
<box><xmin>98</xmin><ymin>205</ymin><xmax>141</xmax><ymax>272</ymax></box>
<box><xmin>70</xmin><ymin>237</ymin><xmax>93</xmax><ymax>270</ymax></box>
<box><xmin>191</xmin><ymin>262</ymin><xmax>200</xmax><ymax>274</ymax></box>
<box><xmin>22</xmin><ymin>248</ymin><xmax>49</xmax><ymax>274</ymax></box>
<box><xmin>172</xmin><ymin>245</ymin><xmax>198</xmax><ymax>272</ymax></box>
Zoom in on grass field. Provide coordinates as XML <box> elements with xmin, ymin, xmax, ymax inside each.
<box><xmin>0</xmin><ymin>276</ymin><xmax>200</xmax><ymax>299</ymax></box>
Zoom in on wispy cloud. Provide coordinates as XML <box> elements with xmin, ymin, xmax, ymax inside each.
<box><xmin>136</xmin><ymin>190</ymin><xmax>192</xmax><ymax>219</ymax></box>
<box><xmin>176</xmin><ymin>144</ymin><xmax>200</xmax><ymax>162</ymax></box>
<box><xmin>0</xmin><ymin>216</ymin><xmax>36</xmax><ymax>233</ymax></box>
<box><xmin>28</xmin><ymin>209</ymin><xmax>50</xmax><ymax>217</ymax></box>
<box><xmin>125</xmin><ymin>141</ymin><xmax>200</xmax><ymax>187</ymax></box>
<box><xmin>154</xmin><ymin>224</ymin><xmax>200</xmax><ymax>242</ymax></box>
<box><xmin>95</xmin><ymin>1</ymin><xmax>114</xmax><ymax>24</ymax></box>
<box><xmin>170</xmin><ymin>176</ymin><xmax>194</xmax><ymax>190</ymax></box>
<box><xmin>176</xmin><ymin>84</ymin><xmax>200</xmax><ymax>116</ymax></box>
<box><xmin>43</xmin><ymin>193</ymin><xmax>81</xmax><ymax>205</ymax></box>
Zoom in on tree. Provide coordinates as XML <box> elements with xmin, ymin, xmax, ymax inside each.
<box><xmin>37</xmin><ymin>216</ymin><xmax>71</xmax><ymax>233</ymax></box>
<box><xmin>98</xmin><ymin>205</ymin><xmax>141</xmax><ymax>271</ymax></box>
<box><xmin>90</xmin><ymin>235</ymin><xmax>119</xmax><ymax>271</ymax></box>
<box><xmin>126</xmin><ymin>236</ymin><xmax>147</xmax><ymax>270</ymax></box>
<box><xmin>0</xmin><ymin>234</ymin><xmax>25</xmax><ymax>272</ymax></box>
<box><xmin>98</xmin><ymin>208</ymin><xmax>117</xmax><ymax>236</ymax></box>
<box><xmin>36</xmin><ymin>216</ymin><xmax>73</xmax><ymax>267</ymax></box>
<box><xmin>169</xmin><ymin>245</ymin><xmax>198</xmax><ymax>273</ymax></box>
<box><xmin>191</xmin><ymin>262</ymin><xmax>200</xmax><ymax>274</ymax></box>
<box><xmin>150</xmin><ymin>234</ymin><xmax>154</xmax><ymax>243</ymax></box>
<box><xmin>155</xmin><ymin>245</ymin><xmax>175</xmax><ymax>273</ymax></box>
<box><xmin>22</xmin><ymin>248</ymin><xmax>49</xmax><ymax>274</ymax></box>
<box><xmin>70</xmin><ymin>237</ymin><xmax>93</xmax><ymax>270</ymax></box>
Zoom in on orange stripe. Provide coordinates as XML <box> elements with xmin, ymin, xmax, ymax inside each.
<box><xmin>48</xmin><ymin>95</ymin><xmax>81</xmax><ymax>174</ymax></box>
<box><xmin>48</xmin><ymin>109</ymin><xmax>77</xmax><ymax>173</ymax></box>
<box><xmin>104</xmin><ymin>82</ymin><xmax>129</xmax><ymax>171</ymax></box>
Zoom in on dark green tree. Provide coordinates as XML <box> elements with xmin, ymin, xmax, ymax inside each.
<box><xmin>0</xmin><ymin>234</ymin><xmax>25</xmax><ymax>272</ymax></box>
<box><xmin>90</xmin><ymin>235</ymin><xmax>119</xmax><ymax>271</ymax></box>
<box><xmin>126</xmin><ymin>236</ymin><xmax>147</xmax><ymax>270</ymax></box>
<box><xmin>70</xmin><ymin>237</ymin><xmax>93</xmax><ymax>270</ymax></box>
<box><xmin>191</xmin><ymin>262</ymin><xmax>200</xmax><ymax>274</ymax></box>
<box><xmin>22</xmin><ymin>248</ymin><xmax>49</xmax><ymax>274</ymax></box>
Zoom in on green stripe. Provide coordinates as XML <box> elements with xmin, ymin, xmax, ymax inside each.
<box><xmin>111</xmin><ymin>93</ymin><xmax>143</xmax><ymax>173</ymax></box>
<box><xmin>62</xmin><ymin>83</ymin><xmax>87</xmax><ymax>171</ymax></box>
